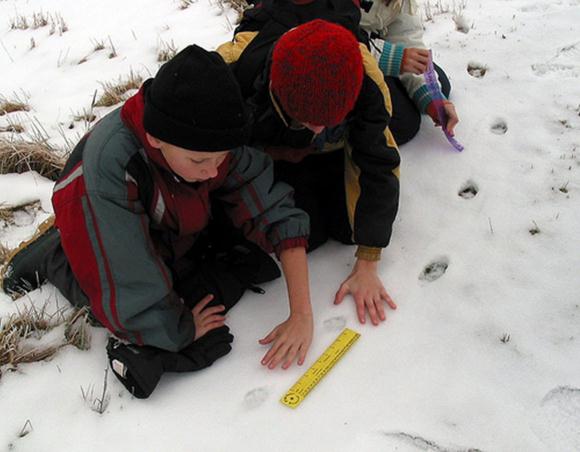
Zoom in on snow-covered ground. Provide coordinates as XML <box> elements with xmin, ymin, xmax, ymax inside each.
<box><xmin>1</xmin><ymin>0</ymin><xmax>579</xmax><ymax>450</ymax></box>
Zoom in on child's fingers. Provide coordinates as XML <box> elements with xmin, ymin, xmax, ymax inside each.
<box><xmin>199</xmin><ymin>305</ymin><xmax>225</xmax><ymax>320</ymax></box>
<box><xmin>365</xmin><ymin>298</ymin><xmax>380</xmax><ymax>325</ymax></box>
<box><xmin>334</xmin><ymin>285</ymin><xmax>349</xmax><ymax>305</ymax></box>
<box><xmin>374</xmin><ymin>297</ymin><xmax>386</xmax><ymax>321</ymax></box>
<box><xmin>281</xmin><ymin>344</ymin><xmax>300</xmax><ymax>370</ymax></box>
<box><xmin>381</xmin><ymin>290</ymin><xmax>397</xmax><ymax>310</ymax></box>
<box><xmin>203</xmin><ymin>319</ymin><xmax>226</xmax><ymax>333</ymax></box>
<box><xmin>355</xmin><ymin>295</ymin><xmax>366</xmax><ymax>324</ymax></box>
<box><xmin>297</xmin><ymin>344</ymin><xmax>307</xmax><ymax>366</ymax></box>
<box><xmin>196</xmin><ymin>319</ymin><xmax>226</xmax><ymax>339</ymax></box>
<box><xmin>261</xmin><ymin>338</ymin><xmax>283</xmax><ymax>366</ymax></box>
<box><xmin>258</xmin><ymin>328</ymin><xmax>277</xmax><ymax>345</ymax></box>
<box><xmin>204</xmin><ymin>314</ymin><xmax>226</xmax><ymax>325</ymax></box>
<box><xmin>191</xmin><ymin>294</ymin><xmax>214</xmax><ymax>314</ymax></box>
<box><xmin>267</xmin><ymin>342</ymin><xmax>292</xmax><ymax>369</ymax></box>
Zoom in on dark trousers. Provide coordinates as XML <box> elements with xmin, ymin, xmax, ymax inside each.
<box><xmin>386</xmin><ymin>64</ymin><xmax>451</xmax><ymax>146</ymax></box>
<box><xmin>274</xmin><ymin>150</ymin><xmax>353</xmax><ymax>252</ymax></box>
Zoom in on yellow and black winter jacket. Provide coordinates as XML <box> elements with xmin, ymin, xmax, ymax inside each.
<box><xmin>217</xmin><ymin>0</ymin><xmax>400</xmax><ymax>261</ymax></box>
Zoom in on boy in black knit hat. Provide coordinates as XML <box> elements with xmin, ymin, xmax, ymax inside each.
<box><xmin>1</xmin><ymin>45</ymin><xmax>313</xmax><ymax>398</ymax></box>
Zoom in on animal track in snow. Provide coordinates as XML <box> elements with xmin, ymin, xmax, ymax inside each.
<box><xmin>323</xmin><ymin>316</ymin><xmax>346</xmax><ymax>332</ymax></box>
<box><xmin>491</xmin><ymin>119</ymin><xmax>508</xmax><ymax>135</ymax></box>
<box><xmin>531</xmin><ymin>386</ymin><xmax>580</xmax><ymax>450</ymax></box>
<box><xmin>419</xmin><ymin>258</ymin><xmax>449</xmax><ymax>282</ymax></box>
<box><xmin>467</xmin><ymin>62</ymin><xmax>487</xmax><ymax>78</ymax></box>
<box><xmin>532</xmin><ymin>63</ymin><xmax>580</xmax><ymax>78</ymax></box>
<box><xmin>243</xmin><ymin>387</ymin><xmax>269</xmax><ymax>409</ymax></box>
<box><xmin>458</xmin><ymin>181</ymin><xmax>479</xmax><ymax>199</ymax></box>
<box><xmin>382</xmin><ymin>431</ymin><xmax>482</xmax><ymax>452</ymax></box>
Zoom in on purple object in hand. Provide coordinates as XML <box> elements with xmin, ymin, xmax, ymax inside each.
<box><xmin>424</xmin><ymin>51</ymin><xmax>464</xmax><ymax>152</ymax></box>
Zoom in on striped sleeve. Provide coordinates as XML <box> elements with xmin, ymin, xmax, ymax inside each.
<box><xmin>214</xmin><ymin>146</ymin><xmax>309</xmax><ymax>258</ymax></box>
<box><xmin>52</xmin><ymin>117</ymin><xmax>194</xmax><ymax>352</ymax></box>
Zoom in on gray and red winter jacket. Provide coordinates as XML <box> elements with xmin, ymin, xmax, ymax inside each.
<box><xmin>51</xmin><ymin>85</ymin><xmax>308</xmax><ymax>352</ymax></box>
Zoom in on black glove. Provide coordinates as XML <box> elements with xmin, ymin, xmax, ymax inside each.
<box><xmin>163</xmin><ymin>326</ymin><xmax>234</xmax><ymax>372</ymax></box>
<box><xmin>107</xmin><ymin>326</ymin><xmax>234</xmax><ymax>399</ymax></box>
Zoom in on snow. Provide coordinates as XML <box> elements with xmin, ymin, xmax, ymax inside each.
<box><xmin>1</xmin><ymin>0</ymin><xmax>579</xmax><ymax>451</ymax></box>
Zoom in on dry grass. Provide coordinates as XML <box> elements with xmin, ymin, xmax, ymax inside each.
<box><xmin>0</xmin><ymin>96</ymin><xmax>30</xmax><ymax>116</ymax></box>
<box><xmin>48</xmin><ymin>13</ymin><xmax>68</xmax><ymax>36</ymax></box>
<box><xmin>73</xmin><ymin>109</ymin><xmax>97</xmax><ymax>124</ymax></box>
<box><xmin>31</xmin><ymin>11</ymin><xmax>49</xmax><ymax>29</ymax></box>
<box><xmin>222</xmin><ymin>0</ymin><xmax>250</xmax><ymax>16</ymax></box>
<box><xmin>178</xmin><ymin>0</ymin><xmax>194</xmax><ymax>9</ymax></box>
<box><xmin>94</xmin><ymin>70</ymin><xmax>143</xmax><ymax>107</ymax></box>
<box><xmin>0</xmin><ymin>305</ymin><xmax>92</xmax><ymax>375</ymax></box>
<box><xmin>0</xmin><ymin>242</ymin><xmax>9</xmax><ymax>265</ymax></box>
<box><xmin>423</xmin><ymin>0</ymin><xmax>466</xmax><ymax>21</ymax></box>
<box><xmin>81</xmin><ymin>368</ymin><xmax>110</xmax><ymax>414</ymax></box>
<box><xmin>9</xmin><ymin>11</ymin><xmax>67</xmax><ymax>34</ymax></box>
<box><xmin>0</xmin><ymin>124</ymin><xmax>25</xmax><ymax>134</ymax></box>
<box><xmin>0</xmin><ymin>137</ymin><xmax>65</xmax><ymax>180</ymax></box>
<box><xmin>157</xmin><ymin>39</ymin><xmax>178</xmax><ymax>63</ymax></box>
<box><xmin>9</xmin><ymin>15</ymin><xmax>29</xmax><ymax>30</ymax></box>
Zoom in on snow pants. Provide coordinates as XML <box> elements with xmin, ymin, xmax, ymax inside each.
<box><xmin>274</xmin><ymin>150</ymin><xmax>353</xmax><ymax>252</ymax></box>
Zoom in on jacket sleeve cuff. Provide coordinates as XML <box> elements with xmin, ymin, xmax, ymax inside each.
<box><xmin>412</xmin><ymin>84</ymin><xmax>435</xmax><ymax>113</ymax></box>
<box><xmin>378</xmin><ymin>41</ymin><xmax>405</xmax><ymax>77</ymax></box>
<box><xmin>274</xmin><ymin>237</ymin><xmax>308</xmax><ymax>259</ymax></box>
<box><xmin>355</xmin><ymin>246</ymin><xmax>382</xmax><ymax>261</ymax></box>
<box><xmin>412</xmin><ymin>83</ymin><xmax>449</xmax><ymax>114</ymax></box>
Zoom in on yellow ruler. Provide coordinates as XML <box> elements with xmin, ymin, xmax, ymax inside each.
<box><xmin>281</xmin><ymin>328</ymin><xmax>360</xmax><ymax>409</ymax></box>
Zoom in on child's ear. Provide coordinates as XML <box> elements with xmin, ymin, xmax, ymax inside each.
<box><xmin>145</xmin><ymin>133</ymin><xmax>161</xmax><ymax>149</ymax></box>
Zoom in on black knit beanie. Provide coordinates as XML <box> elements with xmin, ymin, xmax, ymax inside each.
<box><xmin>143</xmin><ymin>45</ymin><xmax>250</xmax><ymax>151</ymax></box>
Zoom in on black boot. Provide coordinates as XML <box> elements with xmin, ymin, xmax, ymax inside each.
<box><xmin>1</xmin><ymin>217</ymin><xmax>57</xmax><ymax>298</ymax></box>
<box><xmin>107</xmin><ymin>326</ymin><xmax>234</xmax><ymax>399</ymax></box>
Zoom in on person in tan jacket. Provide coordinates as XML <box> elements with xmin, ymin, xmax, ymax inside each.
<box><xmin>361</xmin><ymin>0</ymin><xmax>459</xmax><ymax>144</ymax></box>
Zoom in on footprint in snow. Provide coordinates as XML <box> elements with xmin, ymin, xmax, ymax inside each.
<box><xmin>458</xmin><ymin>181</ymin><xmax>479</xmax><ymax>199</ymax></box>
<box><xmin>491</xmin><ymin>119</ymin><xmax>508</xmax><ymax>135</ymax></box>
<box><xmin>467</xmin><ymin>62</ymin><xmax>487</xmax><ymax>78</ymax></box>
<box><xmin>243</xmin><ymin>387</ymin><xmax>269</xmax><ymax>410</ymax></box>
<box><xmin>323</xmin><ymin>316</ymin><xmax>347</xmax><ymax>332</ymax></box>
<box><xmin>419</xmin><ymin>258</ymin><xmax>449</xmax><ymax>282</ymax></box>
<box><xmin>530</xmin><ymin>386</ymin><xmax>580</xmax><ymax>451</ymax></box>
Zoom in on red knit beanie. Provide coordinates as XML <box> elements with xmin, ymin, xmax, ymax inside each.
<box><xmin>270</xmin><ymin>19</ymin><xmax>364</xmax><ymax>127</ymax></box>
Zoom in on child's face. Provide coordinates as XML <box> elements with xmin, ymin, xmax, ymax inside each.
<box><xmin>146</xmin><ymin>134</ymin><xmax>229</xmax><ymax>183</ymax></box>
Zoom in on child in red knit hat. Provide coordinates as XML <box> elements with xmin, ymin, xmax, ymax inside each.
<box><xmin>218</xmin><ymin>9</ymin><xmax>400</xmax><ymax>328</ymax></box>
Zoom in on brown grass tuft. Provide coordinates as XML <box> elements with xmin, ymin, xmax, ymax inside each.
<box><xmin>222</xmin><ymin>0</ymin><xmax>250</xmax><ymax>16</ymax></box>
<box><xmin>0</xmin><ymin>124</ymin><xmax>25</xmax><ymax>134</ymax></box>
<box><xmin>94</xmin><ymin>70</ymin><xmax>143</xmax><ymax>108</ymax></box>
<box><xmin>0</xmin><ymin>138</ymin><xmax>65</xmax><ymax>180</ymax></box>
<box><xmin>0</xmin><ymin>96</ymin><xmax>30</xmax><ymax>116</ymax></box>
<box><xmin>178</xmin><ymin>0</ymin><xmax>194</xmax><ymax>10</ymax></box>
<box><xmin>157</xmin><ymin>39</ymin><xmax>178</xmax><ymax>63</ymax></box>
<box><xmin>0</xmin><ymin>242</ymin><xmax>9</xmax><ymax>265</ymax></box>
<box><xmin>0</xmin><ymin>305</ymin><xmax>92</xmax><ymax>375</ymax></box>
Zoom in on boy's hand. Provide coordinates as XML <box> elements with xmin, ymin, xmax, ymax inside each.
<box><xmin>191</xmin><ymin>294</ymin><xmax>226</xmax><ymax>340</ymax></box>
<box><xmin>334</xmin><ymin>259</ymin><xmax>397</xmax><ymax>325</ymax></box>
<box><xmin>401</xmin><ymin>48</ymin><xmax>430</xmax><ymax>74</ymax></box>
<box><xmin>259</xmin><ymin>312</ymin><xmax>313</xmax><ymax>369</ymax></box>
<box><xmin>427</xmin><ymin>100</ymin><xmax>459</xmax><ymax>135</ymax></box>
